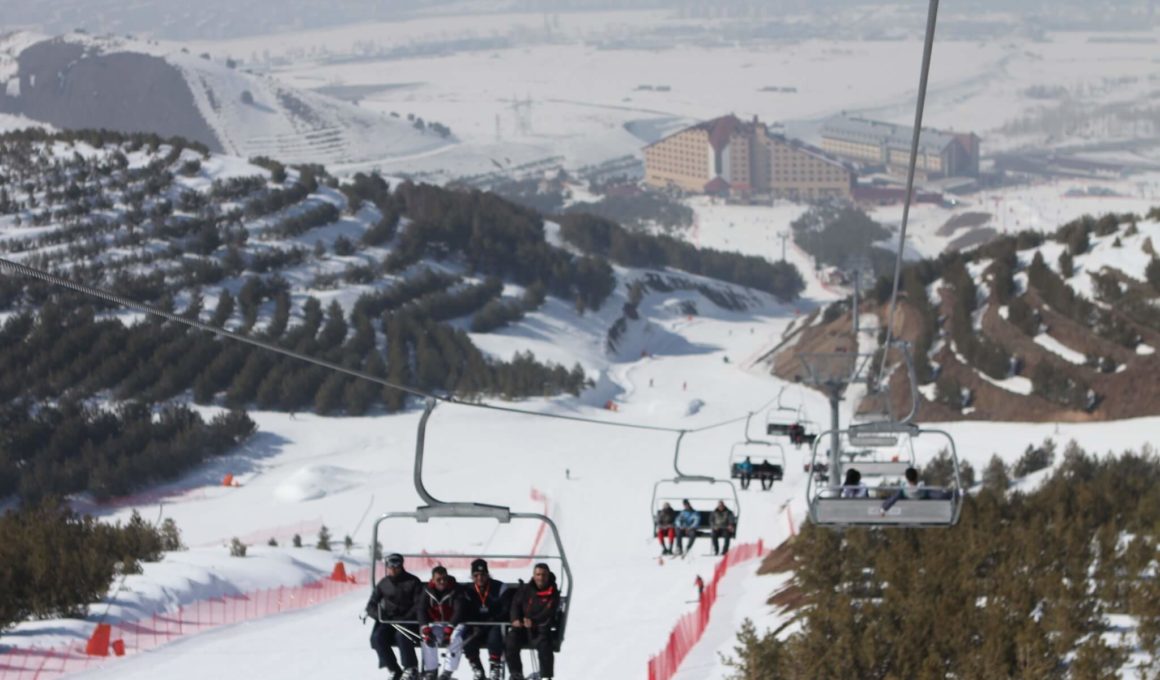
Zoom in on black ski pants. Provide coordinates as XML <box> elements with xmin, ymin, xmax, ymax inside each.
<box><xmin>506</xmin><ymin>627</ymin><xmax>554</xmax><ymax>678</ymax></box>
<box><xmin>711</xmin><ymin>527</ymin><xmax>733</xmax><ymax>555</ymax></box>
<box><xmin>371</xmin><ymin>622</ymin><xmax>418</xmax><ymax>672</ymax></box>
<box><xmin>464</xmin><ymin>625</ymin><xmax>504</xmax><ymax>668</ymax></box>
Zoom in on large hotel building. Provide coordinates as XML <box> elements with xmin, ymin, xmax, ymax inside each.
<box><xmin>819</xmin><ymin>114</ymin><xmax>980</xmax><ymax>179</ymax></box>
<box><xmin>643</xmin><ymin>115</ymin><xmax>854</xmax><ymax>201</ymax></box>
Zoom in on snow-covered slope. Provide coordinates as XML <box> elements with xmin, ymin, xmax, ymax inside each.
<box><xmin>19</xmin><ymin>305</ymin><xmax>1159</xmax><ymax>680</ymax></box>
<box><xmin>0</xmin><ymin>32</ymin><xmax>452</xmax><ymax>165</ymax></box>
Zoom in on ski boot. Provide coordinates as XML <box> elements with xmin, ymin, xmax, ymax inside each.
<box><xmin>488</xmin><ymin>658</ymin><xmax>505</xmax><ymax>680</ymax></box>
<box><xmin>468</xmin><ymin>660</ymin><xmax>486</xmax><ymax>680</ymax></box>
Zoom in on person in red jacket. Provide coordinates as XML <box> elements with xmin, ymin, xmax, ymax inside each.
<box><xmin>505</xmin><ymin>563</ymin><xmax>560</xmax><ymax>680</ymax></box>
<box><xmin>417</xmin><ymin>566</ymin><xmax>466</xmax><ymax>680</ymax></box>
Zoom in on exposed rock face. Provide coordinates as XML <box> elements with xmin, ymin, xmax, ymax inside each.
<box><xmin>0</xmin><ymin>39</ymin><xmax>222</xmax><ymax>151</ymax></box>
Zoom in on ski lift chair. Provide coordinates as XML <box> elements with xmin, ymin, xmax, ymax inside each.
<box><xmin>370</xmin><ymin>400</ymin><xmax>573</xmax><ymax>654</ymax></box>
<box><xmin>764</xmin><ymin>386</ymin><xmax>802</xmax><ymax>437</ymax></box>
<box><xmin>651</xmin><ymin>431</ymin><xmax>741</xmax><ymax>539</ymax></box>
<box><xmin>807</xmin><ymin>422</ymin><xmax>963</xmax><ymax>528</ymax></box>
<box><xmin>729</xmin><ymin>441</ymin><xmax>785</xmax><ymax>483</ymax></box>
<box><xmin>651</xmin><ymin>478</ymin><xmax>741</xmax><ymax>541</ymax></box>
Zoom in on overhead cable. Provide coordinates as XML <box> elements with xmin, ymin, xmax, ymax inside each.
<box><xmin>0</xmin><ymin>256</ymin><xmax>777</xmax><ymax>435</ymax></box>
<box><xmin>879</xmin><ymin>0</ymin><xmax>941</xmax><ymax>378</ymax></box>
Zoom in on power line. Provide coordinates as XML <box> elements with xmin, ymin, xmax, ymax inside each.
<box><xmin>0</xmin><ymin>256</ymin><xmax>777</xmax><ymax>436</ymax></box>
<box><xmin>879</xmin><ymin>0</ymin><xmax>941</xmax><ymax>379</ymax></box>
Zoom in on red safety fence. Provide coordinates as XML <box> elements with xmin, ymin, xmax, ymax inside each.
<box><xmin>0</xmin><ymin>569</ymin><xmax>369</xmax><ymax>679</ymax></box>
<box><xmin>0</xmin><ymin>488</ymin><xmax>551</xmax><ymax>679</ymax></box>
<box><xmin>646</xmin><ymin>540</ymin><xmax>767</xmax><ymax>680</ymax></box>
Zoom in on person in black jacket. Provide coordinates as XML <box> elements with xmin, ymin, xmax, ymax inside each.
<box><xmin>506</xmin><ymin>563</ymin><xmax>560</xmax><ymax>680</ymax></box>
<box><xmin>367</xmin><ymin>553</ymin><xmax>423</xmax><ymax>680</ymax></box>
<box><xmin>461</xmin><ymin>559</ymin><xmax>510</xmax><ymax>680</ymax></box>
<box><xmin>417</xmin><ymin>565</ymin><xmax>466</xmax><ymax>680</ymax></box>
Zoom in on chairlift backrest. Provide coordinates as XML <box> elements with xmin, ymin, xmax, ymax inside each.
<box><xmin>652</xmin><ymin>477</ymin><xmax>741</xmax><ymax>520</ymax></box>
<box><xmin>806</xmin><ymin>425</ymin><xmax>962</xmax><ymax>529</ymax></box>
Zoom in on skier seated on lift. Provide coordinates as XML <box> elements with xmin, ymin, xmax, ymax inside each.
<box><xmin>709</xmin><ymin>501</ymin><xmax>736</xmax><ymax>556</ymax></box>
<box><xmin>675</xmin><ymin>499</ymin><xmax>701</xmax><ymax>555</ymax></box>
<box><xmin>367</xmin><ymin>553</ymin><xmax>423</xmax><ymax>680</ymax></box>
<box><xmin>841</xmin><ymin>468</ymin><xmax>869</xmax><ymax>498</ymax></box>
<box><xmin>461</xmin><ymin>559</ymin><xmax>510</xmax><ymax>680</ymax></box>
<box><xmin>880</xmin><ymin>467</ymin><xmax>953</xmax><ymax>513</ymax></box>
<box><xmin>737</xmin><ymin>457</ymin><xmax>754</xmax><ymax>490</ymax></box>
<box><xmin>506</xmin><ymin>563</ymin><xmax>560</xmax><ymax>680</ymax></box>
<box><xmin>655</xmin><ymin>501</ymin><xmax>677</xmax><ymax>555</ymax></box>
<box><xmin>787</xmin><ymin>423</ymin><xmax>806</xmax><ymax>446</ymax></box>
<box><xmin>756</xmin><ymin>460</ymin><xmax>778</xmax><ymax>490</ymax></box>
<box><xmin>418</xmin><ymin>565</ymin><xmax>467</xmax><ymax>680</ymax></box>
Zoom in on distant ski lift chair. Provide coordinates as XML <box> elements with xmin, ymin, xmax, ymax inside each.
<box><xmin>370</xmin><ymin>399</ymin><xmax>573</xmax><ymax>654</ymax></box>
<box><xmin>729</xmin><ymin>441</ymin><xmax>786</xmax><ymax>488</ymax></box>
<box><xmin>788</xmin><ymin>419</ymin><xmax>820</xmax><ymax>449</ymax></box>
<box><xmin>652</xmin><ymin>431</ymin><xmax>741</xmax><ymax>541</ymax></box>
<box><xmin>807</xmin><ymin>422</ymin><xmax>963</xmax><ymax>528</ymax></box>
<box><xmin>764</xmin><ymin>386</ymin><xmax>802</xmax><ymax>437</ymax></box>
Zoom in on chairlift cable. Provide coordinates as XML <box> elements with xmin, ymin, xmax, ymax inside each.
<box><xmin>878</xmin><ymin>0</ymin><xmax>941</xmax><ymax>379</ymax></box>
<box><xmin>0</xmin><ymin>256</ymin><xmax>775</xmax><ymax>435</ymax></box>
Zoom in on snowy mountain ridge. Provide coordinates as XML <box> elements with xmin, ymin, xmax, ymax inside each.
<box><xmin>0</xmin><ymin>32</ymin><xmax>453</xmax><ymax>166</ymax></box>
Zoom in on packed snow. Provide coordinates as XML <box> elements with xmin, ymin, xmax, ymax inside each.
<box><xmin>3</xmin><ymin>285</ymin><xmax>1158</xmax><ymax>678</ymax></box>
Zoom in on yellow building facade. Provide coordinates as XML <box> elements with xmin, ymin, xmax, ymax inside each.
<box><xmin>644</xmin><ymin>115</ymin><xmax>850</xmax><ymax>201</ymax></box>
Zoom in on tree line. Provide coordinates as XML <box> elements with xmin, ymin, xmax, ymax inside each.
<box><xmin>557</xmin><ymin>213</ymin><xmax>804</xmax><ymax>301</ymax></box>
<box><xmin>728</xmin><ymin>443</ymin><xmax>1160</xmax><ymax>679</ymax></box>
<box><xmin>0</xmin><ymin>397</ymin><xmax>255</xmax><ymax>503</ymax></box>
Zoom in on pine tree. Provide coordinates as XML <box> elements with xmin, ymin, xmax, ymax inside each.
<box><xmin>316</xmin><ymin>525</ymin><xmax>331</xmax><ymax>551</ymax></box>
<box><xmin>982</xmin><ymin>455</ymin><xmax>1009</xmax><ymax>493</ymax></box>
<box><xmin>211</xmin><ymin>290</ymin><xmax>235</xmax><ymax>328</ymax></box>
<box><xmin>292</xmin><ymin>533</ymin><xmax>302</xmax><ymax>548</ymax></box>
<box><xmin>159</xmin><ymin>518</ymin><xmax>183</xmax><ymax>551</ymax></box>
<box><xmin>229</xmin><ymin>537</ymin><xmax>247</xmax><ymax>557</ymax></box>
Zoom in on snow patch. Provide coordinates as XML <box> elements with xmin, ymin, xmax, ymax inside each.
<box><xmin>274</xmin><ymin>465</ymin><xmax>359</xmax><ymax>502</ymax></box>
<box><xmin>1034</xmin><ymin>334</ymin><xmax>1086</xmax><ymax>364</ymax></box>
<box><xmin>977</xmin><ymin>371</ymin><xmax>1033</xmax><ymax>395</ymax></box>
<box><xmin>1138</xmin><ymin>343</ymin><xmax>1155</xmax><ymax>355</ymax></box>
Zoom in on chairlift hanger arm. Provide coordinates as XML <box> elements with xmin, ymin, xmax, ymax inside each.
<box><xmin>878</xmin><ymin>0</ymin><xmax>941</xmax><ymax>380</ymax></box>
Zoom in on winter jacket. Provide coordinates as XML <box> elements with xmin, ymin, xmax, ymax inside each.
<box><xmin>655</xmin><ymin>506</ymin><xmax>677</xmax><ymax>528</ymax></box>
<box><xmin>841</xmin><ymin>484</ymin><xmax>869</xmax><ymax>499</ymax></box>
<box><xmin>510</xmin><ymin>573</ymin><xmax>560</xmax><ymax>629</ymax></box>
<box><xmin>676</xmin><ymin>509</ymin><xmax>700</xmax><ymax>529</ymax></box>
<box><xmin>460</xmin><ymin>577</ymin><xmax>509</xmax><ymax>623</ymax></box>
<box><xmin>418</xmin><ymin>576</ymin><xmax>464</xmax><ymax>626</ymax></box>
<box><xmin>756</xmin><ymin>461</ymin><xmax>779</xmax><ymax>477</ymax></box>
<box><xmin>366</xmin><ymin>570</ymin><xmax>423</xmax><ymax>620</ymax></box>
<box><xmin>709</xmin><ymin>508</ymin><xmax>735</xmax><ymax>531</ymax></box>
<box><xmin>738</xmin><ymin>460</ymin><xmax>754</xmax><ymax>474</ymax></box>
<box><xmin>881</xmin><ymin>484</ymin><xmax>953</xmax><ymax>511</ymax></box>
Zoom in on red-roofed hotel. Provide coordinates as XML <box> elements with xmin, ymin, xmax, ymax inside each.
<box><xmin>643</xmin><ymin>114</ymin><xmax>852</xmax><ymax>201</ymax></box>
